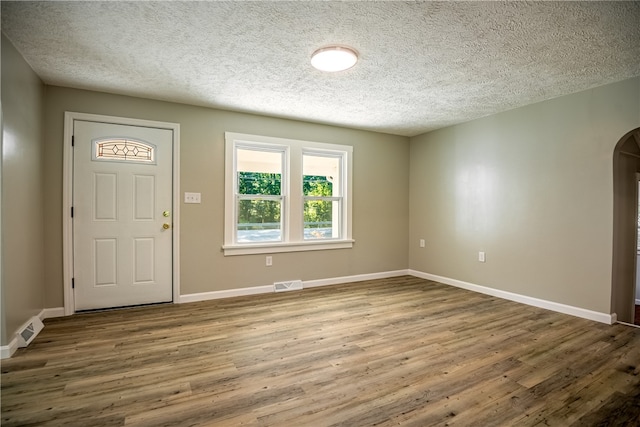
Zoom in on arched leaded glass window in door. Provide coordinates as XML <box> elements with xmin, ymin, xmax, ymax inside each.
<box><xmin>92</xmin><ymin>138</ymin><xmax>156</xmax><ymax>164</ymax></box>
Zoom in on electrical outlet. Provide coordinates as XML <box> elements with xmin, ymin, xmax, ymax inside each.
<box><xmin>184</xmin><ymin>192</ymin><xmax>201</xmax><ymax>204</ymax></box>
<box><xmin>478</xmin><ymin>251</ymin><xmax>486</xmax><ymax>263</ymax></box>
<box><xmin>266</xmin><ymin>256</ymin><xmax>273</xmax><ymax>266</ymax></box>
<box><xmin>419</xmin><ymin>239</ymin><xmax>425</xmax><ymax>248</ymax></box>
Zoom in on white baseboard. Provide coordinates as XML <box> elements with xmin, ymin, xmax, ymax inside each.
<box><xmin>0</xmin><ymin>339</ymin><xmax>18</xmax><ymax>359</ymax></box>
<box><xmin>179</xmin><ymin>270</ymin><xmax>410</xmax><ymax>304</ymax></box>
<box><xmin>410</xmin><ymin>270</ymin><xmax>616</xmax><ymax>325</ymax></box>
<box><xmin>179</xmin><ymin>285</ymin><xmax>274</xmax><ymax>303</ymax></box>
<box><xmin>0</xmin><ymin>307</ymin><xmax>65</xmax><ymax>359</ymax></box>
<box><xmin>41</xmin><ymin>307</ymin><xmax>65</xmax><ymax>320</ymax></box>
<box><xmin>304</xmin><ymin>269</ymin><xmax>410</xmax><ymax>288</ymax></box>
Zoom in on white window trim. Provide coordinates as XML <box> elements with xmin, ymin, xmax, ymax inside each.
<box><xmin>223</xmin><ymin>132</ymin><xmax>353</xmax><ymax>256</ymax></box>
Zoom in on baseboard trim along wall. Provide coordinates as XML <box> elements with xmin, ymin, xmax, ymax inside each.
<box><xmin>0</xmin><ymin>339</ymin><xmax>18</xmax><ymax>360</ymax></box>
<box><xmin>179</xmin><ymin>270</ymin><xmax>410</xmax><ymax>304</ymax></box>
<box><xmin>0</xmin><ymin>307</ymin><xmax>65</xmax><ymax>359</ymax></box>
<box><xmin>41</xmin><ymin>307</ymin><xmax>65</xmax><ymax>319</ymax></box>
<box><xmin>303</xmin><ymin>270</ymin><xmax>410</xmax><ymax>289</ymax></box>
<box><xmin>180</xmin><ymin>269</ymin><xmax>615</xmax><ymax>324</ymax></box>
<box><xmin>409</xmin><ymin>270</ymin><xmax>616</xmax><ymax>325</ymax></box>
<box><xmin>178</xmin><ymin>285</ymin><xmax>274</xmax><ymax>304</ymax></box>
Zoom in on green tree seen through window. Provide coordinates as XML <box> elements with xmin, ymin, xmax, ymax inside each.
<box><xmin>238</xmin><ymin>172</ymin><xmax>281</xmax><ymax>228</ymax></box>
<box><xmin>303</xmin><ymin>175</ymin><xmax>333</xmax><ymax>227</ymax></box>
<box><xmin>237</xmin><ymin>173</ymin><xmax>334</xmax><ymax>228</ymax></box>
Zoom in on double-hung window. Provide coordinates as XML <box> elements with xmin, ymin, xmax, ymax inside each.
<box><xmin>303</xmin><ymin>152</ymin><xmax>342</xmax><ymax>240</ymax></box>
<box><xmin>224</xmin><ymin>132</ymin><xmax>353</xmax><ymax>255</ymax></box>
<box><xmin>235</xmin><ymin>145</ymin><xmax>285</xmax><ymax>243</ymax></box>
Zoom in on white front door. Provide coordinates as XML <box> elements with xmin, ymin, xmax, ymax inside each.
<box><xmin>73</xmin><ymin>120</ymin><xmax>173</xmax><ymax>310</ymax></box>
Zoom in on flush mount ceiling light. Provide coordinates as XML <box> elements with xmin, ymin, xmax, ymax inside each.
<box><xmin>311</xmin><ymin>46</ymin><xmax>358</xmax><ymax>72</ymax></box>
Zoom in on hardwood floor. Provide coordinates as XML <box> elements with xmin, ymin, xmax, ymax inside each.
<box><xmin>2</xmin><ymin>276</ymin><xmax>639</xmax><ymax>426</ymax></box>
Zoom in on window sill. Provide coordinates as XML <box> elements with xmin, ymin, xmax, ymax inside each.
<box><xmin>222</xmin><ymin>239</ymin><xmax>354</xmax><ymax>256</ymax></box>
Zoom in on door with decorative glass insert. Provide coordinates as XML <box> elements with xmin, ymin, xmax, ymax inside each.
<box><xmin>73</xmin><ymin>120</ymin><xmax>173</xmax><ymax>310</ymax></box>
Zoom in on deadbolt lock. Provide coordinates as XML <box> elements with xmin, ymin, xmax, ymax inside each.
<box><xmin>163</xmin><ymin>211</ymin><xmax>170</xmax><ymax>217</ymax></box>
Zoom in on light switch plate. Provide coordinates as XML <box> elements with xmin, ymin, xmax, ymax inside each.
<box><xmin>184</xmin><ymin>192</ymin><xmax>201</xmax><ymax>204</ymax></box>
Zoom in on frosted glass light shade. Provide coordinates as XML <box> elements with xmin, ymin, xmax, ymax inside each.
<box><xmin>311</xmin><ymin>46</ymin><xmax>358</xmax><ymax>72</ymax></box>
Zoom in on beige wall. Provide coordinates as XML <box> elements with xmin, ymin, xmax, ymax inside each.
<box><xmin>1</xmin><ymin>35</ymin><xmax>46</xmax><ymax>345</ymax></box>
<box><xmin>43</xmin><ymin>87</ymin><xmax>410</xmax><ymax>308</ymax></box>
<box><xmin>409</xmin><ymin>77</ymin><xmax>640</xmax><ymax>315</ymax></box>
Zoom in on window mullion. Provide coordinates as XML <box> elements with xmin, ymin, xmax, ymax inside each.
<box><xmin>237</xmin><ymin>194</ymin><xmax>283</xmax><ymax>201</ymax></box>
<box><xmin>304</xmin><ymin>196</ymin><xmax>342</xmax><ymax>202</ymax></box>
<box><xmin>288</xmin><ymin>145</ymin><xmax>303</xmax><ymax>242</ymax></box>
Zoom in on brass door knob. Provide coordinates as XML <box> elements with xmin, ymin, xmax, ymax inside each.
<box><xmin>163</xmin><ymin>223</ymin><xmax>170</xmax><ymax>230</ymax></box>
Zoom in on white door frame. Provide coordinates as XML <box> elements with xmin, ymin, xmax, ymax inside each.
<box><xmin>63</xmin><ymin>112</ymin><xmax>181</xmax><ymax>315</ymax></box>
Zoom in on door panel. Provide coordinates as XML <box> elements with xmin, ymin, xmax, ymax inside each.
<box><xmin>73</xmin><ymin>120</ymin><xmax>173</xmax><ymax>310</ymax></box>
<box><xmin>134</xmin><ymin>175</ymin><xmax>155</xmax><ymax>220</ymax></box>
<box><xmin>94</xmin><ymin>239</ymin><xmax>117</xmax><ymax>286</ymax></box>
<box><xmin>94</xmin><ymin>173</ymin><xmax>118</xmax><ymax>220</ymax></box>
<box><xmin>133</xmin><ymin>238</ymin><xmax>155</xmax><ymax>284</ymax></box>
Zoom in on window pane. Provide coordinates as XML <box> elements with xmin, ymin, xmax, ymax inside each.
<box><xmin>237</xmin><ymin>148</ymin><xmax>282</xmax><ymax>172</ymax></box>
<box><xmin>303</xmin><ymin>154</ymin><xmax>340</xmax><ymax>196</ymax></box>
<box><xmin>238</xmin><ymin>172</ymin><xmax>281</xmax><ymax>195</ymax></box>
<box><xmin>303</xmin><ymin>175</ymin><xmax>332</xmax><ymax>197</ymax></box>
<box><xmin>237</xmin><ymin>148</ymin><xmax>282</xmax><ymax>195</ymax></box>
<box><xmin>237</xmin><ymin>199</ymin><xmax>282</xmax><ymax>242</ymax></box>
<box><xmin>304</xmin><ymin>200</ymin><xmax>340</xmax><ymax>239</ymax></box>
<box><xmin>94</xmin><ymin>138</ymin><xmax>155</xmax><ymax>164</ymax></box>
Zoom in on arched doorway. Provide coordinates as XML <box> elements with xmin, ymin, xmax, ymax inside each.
<box><xmin>612</xmin><ymin>127</ymin><xmax>640</xmax><ymax>324</ymax></box>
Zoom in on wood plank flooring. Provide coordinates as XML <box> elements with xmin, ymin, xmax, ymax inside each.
<box><xmin>2</xmin><ymin>276</ymin><xmax>639</xmax><ymax>426</ymax></box>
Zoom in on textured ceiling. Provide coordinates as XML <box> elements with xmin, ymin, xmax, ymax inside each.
<box><xmin>2</xmin><ymin>1</ymin><xmax>639</xmax><ymax>137</ymax></box>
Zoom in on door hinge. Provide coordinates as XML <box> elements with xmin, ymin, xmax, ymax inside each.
<box><xmin>71</xmin><ymin>206</ymin><xmax>74</xmax><ymax>218</ymax></box>
<box><xmin>71</xmin><ymin>135</ymin><xmax>75</xmax><ymax>146</ymax></box>
<box><xmin>72</xmin><ymin>278</ymin><xmax>75</xmax><ymax>289</ymax></box>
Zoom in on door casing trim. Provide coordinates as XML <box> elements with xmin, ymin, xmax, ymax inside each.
<box><xmin>63</xmin><ymin>112</ymin><xmax>181</xmax><ymax>315</ymax></box>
